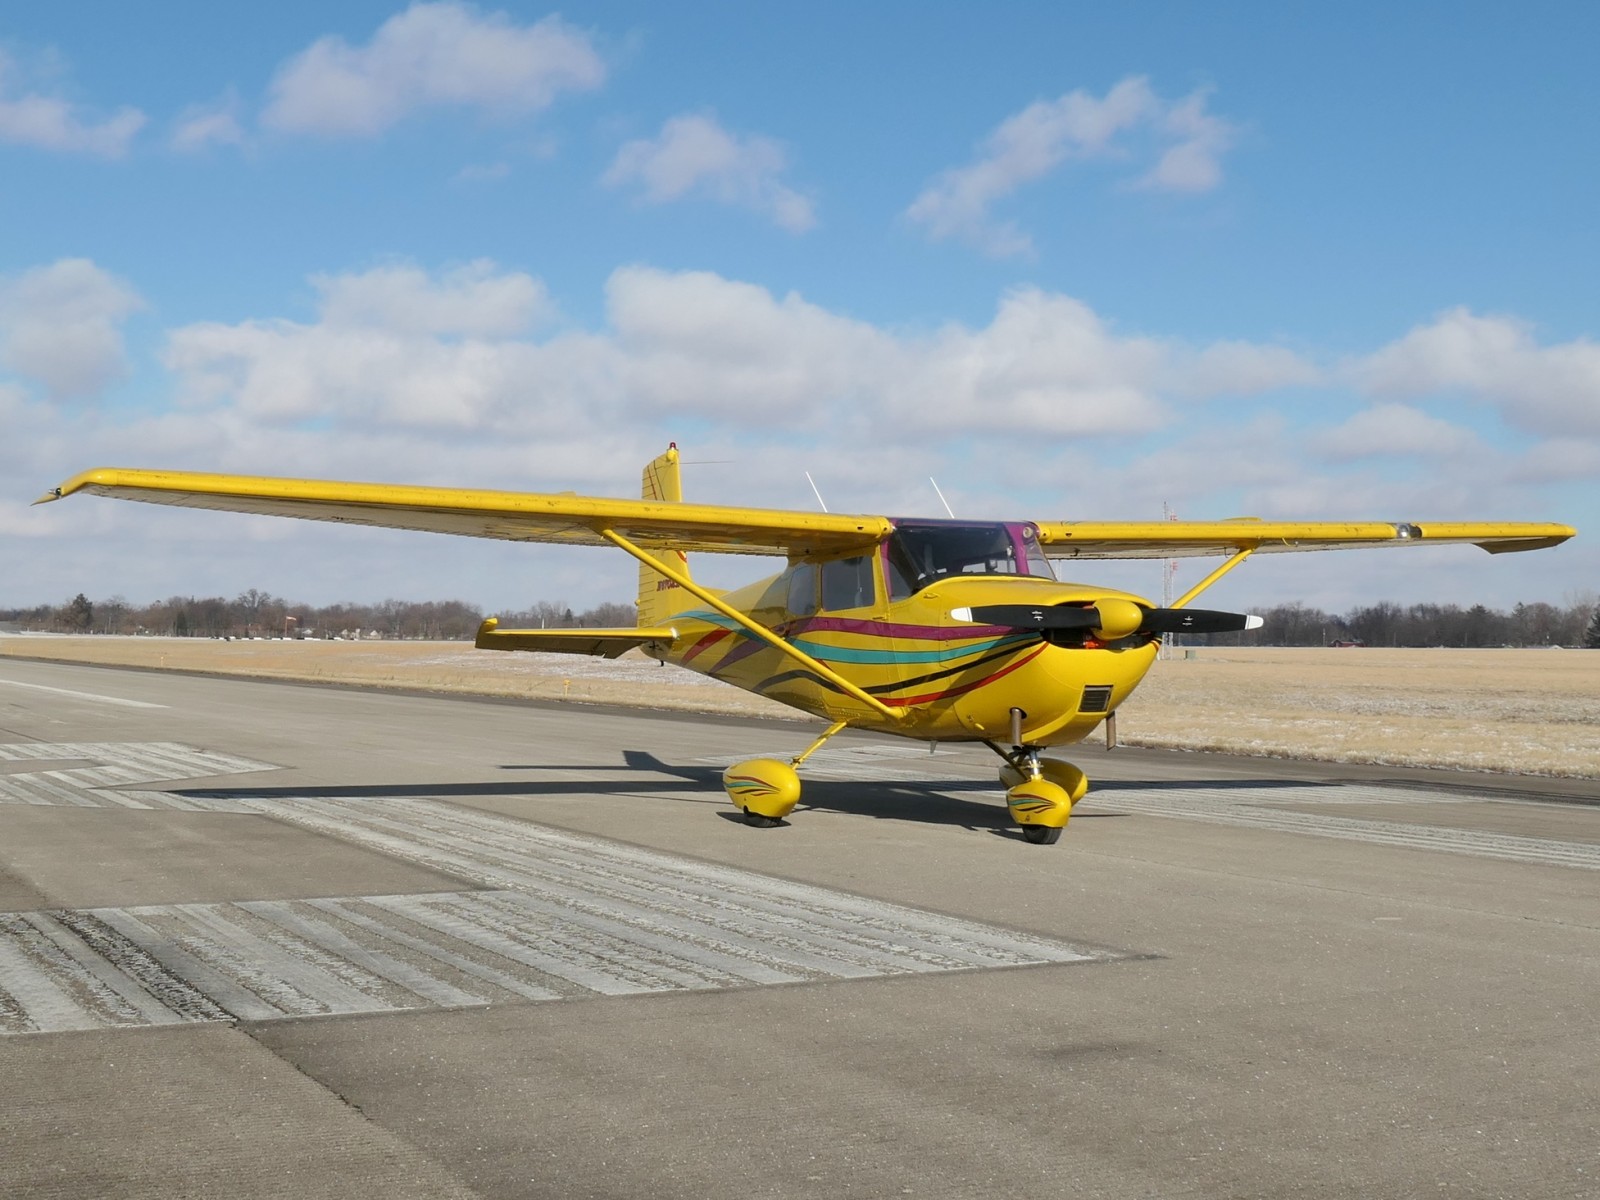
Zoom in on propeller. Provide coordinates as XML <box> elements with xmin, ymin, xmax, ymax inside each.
<box><xmin>952</xmin><ymin>601</ymin><xmax>1262</xmax><ymax>640</ymax></box>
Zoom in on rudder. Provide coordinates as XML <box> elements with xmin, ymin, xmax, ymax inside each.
<box><xmin>636</xmin><ymin>444</ymin><xmax>695</xmax><ymax>627</ymax></box>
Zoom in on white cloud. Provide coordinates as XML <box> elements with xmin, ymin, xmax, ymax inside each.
<box><xmin>158</xmin><ymin>261</ymin><xmax>1313</xmax><ymax>451</ymax></box>
<box><xmin>603</xmin><ymin>113</ymin><xmax>816</xmax><ymax>232</ymax></box>
<box><xmin>162</xmin><ymin>261</ymin><xmax>587</xmax><ymax>431</ymax></box>
<box><xmin>1318</xmin><ymin>403</ymin><xmax>1484</xmax><ymax>461</ymax></box>
<box><xmin>904</xmin><ymin>76</ymin><xmax>1237</xmax><ymax>256</ymax></box>
<box><xmin>170</xmin><ymin>92</ymin><xmax>245</xmax><ymax>153</ymax></box>
<box><xmin>1504</xmin><ymin>438</ymin><xmax>1600</xmax><ymax>484</ymax></box>
<box><xmin>0</xmin><ymin>259</ymin><xmax>144</xmax><ymax>400</ymax></box>
<box><xmin>603</xmin><ymin>267</ymin><xmax>881</xmax><ymax>420</ymax></box>
<box><xmin>262</xmin><ymin>3</ymin><xmax>604</xmax><ymax>137</ymax></box>
<box><xmin>1176</xmin><ymin>341</ymin><xmax>1322</xmax><ymax>397</ymax></box>
<box><xmin>1137</xmin><ymin>87</ymin><xmax>1235</xmax><ymax>192</ymax></box>
<box><xmin>1353</xmin><ymin>307</ymin><xmax>1600</xmax><ymax>437</ymax></box>
<box><xmin>0</xmin><ymin>47</ymin><xmax>145</xmax><ymax>157</ymax></box>
<box><xmin>313</xmin><ymin>259</ymin><xmax>551</xmax><ymax>336</ymax></box>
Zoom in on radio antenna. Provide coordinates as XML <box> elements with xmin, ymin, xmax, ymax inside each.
<box><xmin>804</xmin><ymin>471</ymin><xmax>829</xmax><ymax>512</ymax></box>
<box><xmin>930</xmin><ymin>478</ymin><xmax>956</xmax><ymax>518</ymax></box>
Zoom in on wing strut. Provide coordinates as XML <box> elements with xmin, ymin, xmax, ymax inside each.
<box><xmin>1170</xmin><ymin>546</ymin><xmax>1257</xmax><ymax>609</ymax></box>
<box><xmin>597</xmin><ymin>529</ymin><xmax>908</xmax><ymax>723</ymax></box>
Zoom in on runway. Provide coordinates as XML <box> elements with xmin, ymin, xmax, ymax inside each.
<box><xmin>2</xmin><ymin>658</ymin><xmax>1597</xmax><ymax>1198</ymax></box>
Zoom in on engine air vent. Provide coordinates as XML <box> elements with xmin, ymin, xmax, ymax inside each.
<box><xmin>1080</xmin><ymin>685</ymin><xmax>1114</xmax><ymax>714</ymax></box>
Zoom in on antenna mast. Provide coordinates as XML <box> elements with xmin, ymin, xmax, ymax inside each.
<box><xmin>804</xmin><ymin>472</ymin><xmax>829</xmax><ymax>512</ymax></box>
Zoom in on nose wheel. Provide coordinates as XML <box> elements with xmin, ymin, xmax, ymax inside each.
<box><xmin>987</xmin><ymin>714</ymin><xmax>1087</xmax><ymax>845</ymax></box>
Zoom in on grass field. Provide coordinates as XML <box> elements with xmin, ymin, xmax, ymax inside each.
<box><xmin>4</xmin><ymin>636</ymin><xmax>1597</xmax><ymax>779</ymax></box>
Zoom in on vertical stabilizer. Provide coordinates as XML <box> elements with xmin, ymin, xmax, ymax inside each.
<box><xmin>636</xmin><ymin>444</ymin><xmax>695</xmax><ymax>627</ymax></box>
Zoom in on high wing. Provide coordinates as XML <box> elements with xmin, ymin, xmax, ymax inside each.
<box><xmin>37</xmin><ymin>468</ymin><xmax>890</xmax><ymax>558</ymax></box>
<box><xmin>1034</xmin><ymin>518</ymin><xmax>1575</xmax><ymax>559</ymax></box>
<box><xmin>37</xmin><ymin>468</ymin><xmax>1574</xmax><ymax>562</ymax></box>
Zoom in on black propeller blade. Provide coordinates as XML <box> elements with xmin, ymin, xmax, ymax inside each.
<box><xmin>957</xmin><ymin>603</ymin><xmax>1262</xmax><ymax>637</ymax></box>
<box><xmin>958</xmin><ymin>604</ymin><xmax>1102</xmax><ymax>630</ymax></box>
<box><xmin>1139</xmin><ymin>608</ymin><xmax>1263</xmax><ymax>635</ymax></box>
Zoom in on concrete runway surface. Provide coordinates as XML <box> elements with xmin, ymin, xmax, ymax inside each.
<box><xmin>1</xmin><ymin>657</ymin><xmax>1597</xmax><ymax>1199</ymax></box>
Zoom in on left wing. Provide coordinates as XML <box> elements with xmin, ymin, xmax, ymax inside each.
<box><xmin>37</xmin><ymin>468</ymin><xmax>890</xmax><ymax>558</ymax></box>
<box><xmin>1034</xmin><ymin>518</ymin><xmax>1575</xmax><ymax>559</ymax></box>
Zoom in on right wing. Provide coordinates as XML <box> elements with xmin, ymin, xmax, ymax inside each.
<box><xmin>38</xmin><ymin>468</ymin><xmax>891</xmax><ymax>558</ymax></box>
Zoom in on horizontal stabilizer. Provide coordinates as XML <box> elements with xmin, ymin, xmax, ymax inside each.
<box><xmin>474</xmin><ymin>618</ymin><xmax>677</xmax><ymax>659</ymax></box>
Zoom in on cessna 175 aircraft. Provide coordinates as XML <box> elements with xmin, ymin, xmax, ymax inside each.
<box><xmin>40</xmin><ymin>446</ymin><xmax>1574</xmax><ymax>844</ymax></box>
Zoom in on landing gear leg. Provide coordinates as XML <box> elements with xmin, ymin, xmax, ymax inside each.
<box><xmin>724</xmin><ymin>720</ymin><xmax>849</xmax><ymax>827</ymax></box>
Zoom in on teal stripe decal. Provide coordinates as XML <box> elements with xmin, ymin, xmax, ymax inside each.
<box><xmin>788</xmin><ymin>634</ymin><xmax>1034</xmax><ymax>665</ymax></box>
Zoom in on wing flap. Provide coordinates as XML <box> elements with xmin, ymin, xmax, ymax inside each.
<box><xmin>38</xmin><ymin>468</ymin><xmax>891</xmax><ymax>558</ymax></box>
<box><xmin>1034</xmin><ymin>519</ymin><xmax>1576</xmax><ymax>559</ymax></box>
<box><xmin>474</xmin><ymin>618</ymin><xmax>679</xmax><ymax>659</ymax></box>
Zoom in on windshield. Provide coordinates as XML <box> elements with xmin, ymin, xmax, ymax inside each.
<box><xmin>885</xmin><ymin>522</ymin><xmax>1053</xmax><ymax>597</ymax></box>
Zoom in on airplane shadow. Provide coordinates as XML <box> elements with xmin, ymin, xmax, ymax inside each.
<box><xmin>1089</xmin><ymin>778</ymin><xmax>1342</xmax><ymax>793</ymax></box>
<box><xmin>175</xmin><ymin>750</ymin><xmax>1338</xmax><ymax>837</ymax></box>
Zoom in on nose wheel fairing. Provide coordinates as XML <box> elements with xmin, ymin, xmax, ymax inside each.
<box><xmin>997</xmin><ymin>747</ymin><xmax>1087</xmax><ymax>841</ymax></box>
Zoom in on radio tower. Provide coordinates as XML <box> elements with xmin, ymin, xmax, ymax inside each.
<box><xmin>1160</xmin><ymin>501</ymin><xmax>1179</xmax><ymax>659</ymax></box>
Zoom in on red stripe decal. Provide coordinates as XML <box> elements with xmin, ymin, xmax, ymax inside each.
<box><xmin>682</xmin><ymin>627</ymin><xmax>732</xmax><ymax>664</ymax></box>
<box><xmin>890</xmin><ymin>645</ymin><xmax>1048</xmax><ymax>707</ymax></box>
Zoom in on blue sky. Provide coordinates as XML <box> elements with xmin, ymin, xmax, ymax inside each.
<box><xmin>3</xmin><ymin>2</ymin><xmax>1595</xmax><ymax>617</ymax></box>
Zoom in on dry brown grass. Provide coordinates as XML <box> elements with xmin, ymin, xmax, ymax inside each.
<box><xmin>1121</xmin><ymin>647</ymin><xmax>1600</xmax><ymax>779</ymax></box>
<box><xmin>4</xmin><ymin>636</ymin><xmax>1597</xmax><ymax>779</ymax></box>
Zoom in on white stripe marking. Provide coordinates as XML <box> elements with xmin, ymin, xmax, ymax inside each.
<box><xmin>0</xmin><ymin>679</ymin><xmax>166</xmax><ymax>709</ymax></box>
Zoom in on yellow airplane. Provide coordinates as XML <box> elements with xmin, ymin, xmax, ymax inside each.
<box><xmin>39</xmin><ymin>446</ymin><xmax>1575</xmax><ymax>844</ymax></box>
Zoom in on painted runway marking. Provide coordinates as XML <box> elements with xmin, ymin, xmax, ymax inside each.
<box><xmin>0</xmin><ymin>742</ymin><xmax>276</xmax><ymax>807</ymax></box>
<box><xmin>0</xmin><ymin>743</ymin><xmax>1113</xmax><ymax>1034</ymax></box>
<box><xmin>0</xmin><ymin>679</ymin><xmax>167</xmax><ymax>709</ymax></box>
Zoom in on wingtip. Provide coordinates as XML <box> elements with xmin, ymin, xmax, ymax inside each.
<box><xmin>31</xmin><ymin>487</ymin><xmax>65</xmax><ymax>506</ymax></box>
<box><xmin>1244</xmin><ymin>615</ymin><xmax>1265</xmax><ymax>630</ymax></box>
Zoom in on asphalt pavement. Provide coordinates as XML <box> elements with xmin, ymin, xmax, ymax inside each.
<box><xmin>2</xmin><ymin>657</ymin><xmax>1596</xmax><ymax>1199</ymax></box>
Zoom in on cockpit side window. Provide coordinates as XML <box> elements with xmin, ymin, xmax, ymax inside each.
<box><xmin>884</xmin><ymin>543</ymin><xmax>915</xmax><ymax>601</ymax></box>
<box><xmin>821</xmin><ymin>555</ymin><xmax>875</xmax><ymax>611</ymax></box>
<box><xmin>786</xmin><ymin>562</ymin><xmax>819</xmax><ymax>615</ymax></box>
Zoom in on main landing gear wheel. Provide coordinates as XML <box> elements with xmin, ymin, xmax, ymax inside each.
<box><xmin>1022</xmin><ymin>825</ymin><xmax>1063</xmax><ymax>845</ymax></box>
<box><xmin>722</xmin><ymin>721</ymin><xmax>848</xmax><ymax>829</ymax></box>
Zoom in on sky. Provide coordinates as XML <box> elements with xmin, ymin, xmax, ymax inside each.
<box><xmin>3</xmin><ymin>1</ymin><xmax>1596</xmax><ymax>619</ymax></box>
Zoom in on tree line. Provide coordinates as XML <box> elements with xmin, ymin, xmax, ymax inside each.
<box><xmin>1</xmin><ymin>591</ymin><xmax>637</xmax><ymax>641</ymax></box>
<box><xmin>1193</xmin><ymin>597</ymin><xmax>1600</xmax><ymax>649</ymax></box>
<box><xmin>4</xmin><ymin>591</ymin><xmax>1598</xmax><ymax>648</ymax></box>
